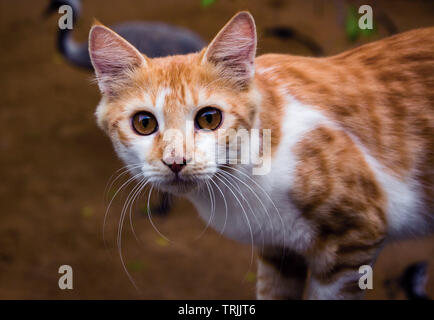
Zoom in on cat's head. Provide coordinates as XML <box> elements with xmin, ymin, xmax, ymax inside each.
<box><xmin>89</xmin><ymin>12</ymin><xmax>260</xmax><ymax>194</ymax></box>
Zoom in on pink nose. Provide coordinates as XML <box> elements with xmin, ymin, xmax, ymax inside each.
<box><xmin>163</xmin><ymin>158</ymin><xmax>186</xmax><ymax>174</ymax></box>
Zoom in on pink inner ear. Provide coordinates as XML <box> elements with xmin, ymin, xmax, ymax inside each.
<box><xmin>205</xmin><ymin>12</ymin><xmax>257</xmax><ymax>86</ymax></box>
<box><xmin>89</xmin><ymin>26</ymin><xmax>144</xmax><ymax>94</ymax></box>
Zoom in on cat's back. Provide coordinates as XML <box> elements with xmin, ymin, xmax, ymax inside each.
<box><xmin>255</xmin><ymin>27</ymin><xmax>434</xmax><ymax>236</ymax></box>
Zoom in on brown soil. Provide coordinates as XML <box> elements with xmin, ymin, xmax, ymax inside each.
<box><xmin>0</xmin><ymin>0</ymin><xmax>433</xmax><ymax>299</ymax></box>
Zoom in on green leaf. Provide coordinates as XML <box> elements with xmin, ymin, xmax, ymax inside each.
<box><xmin>201</xmin><ymin>0</ymin><xmax>216</xmax><ymax>8</ymax></box>
<box><xmin>345</xmin><ymin>5</ymin><xmax>359</xmax><ymax>42</ymax></box>
<box><xmin>127</xmin><ymin>260</ymin><xmax>146</xmax><ymax>272</ymax></box>
<box><xmin>360</xmin><ymin>22</ymin><xmax>377</xmax><ymax>37</ymax></box>
<box><xmin>81</xmin><ymin>206</ymin><xmax>94</xmax><ymax>218</ymax></box>
<box><xmin>155</xmin><ymin>236</ymin><xmax>169</xmax><ymax>247</ymax></box>
<box><xmin>140</xmin><ymin>205</ymin><xmax>148</xmax><ymax>216</ymax></box>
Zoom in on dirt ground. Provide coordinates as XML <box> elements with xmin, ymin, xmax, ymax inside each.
<box><xmin>0</xmin><ymin>0</ymin><xmax>433</xmax><ymax>299</ymax></box>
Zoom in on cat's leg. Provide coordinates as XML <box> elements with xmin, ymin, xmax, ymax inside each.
<box><xmin>306</xmin><ymin>241</ymin><xmax>384</xmax><ymax>300</ymax></box>
<box><xmin>256</xmin><ymin>248</ymin><xmax>308</xmax><ymax>300</ymax></box>
<box><xmin>289</xmin><ymin>126</ymin><xmax>389</xmax><ymax>299</ymax></box>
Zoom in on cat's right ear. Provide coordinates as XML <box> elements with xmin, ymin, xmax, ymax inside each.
<box><xmin>88</xmin><ymin>23</ymin><xmax>146</xmax><ymax>96</ymax></box>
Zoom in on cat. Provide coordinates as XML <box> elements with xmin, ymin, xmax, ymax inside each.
<box><xmin>88</xmin><ymin>12</ymin><xmax>434</xmax><ymax>299</ymax></box>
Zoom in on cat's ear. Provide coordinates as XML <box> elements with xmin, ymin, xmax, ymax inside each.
<box><xmin>202</xmin><ymin>11</ymin><xmax>257</xmax><ymax>89</ymax></box>
<box><xmin>88</xmin><ymin>23</ymin><xmax>146</xmax><ymax>96</ymax></box>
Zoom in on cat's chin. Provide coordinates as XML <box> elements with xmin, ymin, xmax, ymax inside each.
<box><xmin>155</xmin><ymin>177</ymin><xmax>199</xmax><ymax>195</ymax></box>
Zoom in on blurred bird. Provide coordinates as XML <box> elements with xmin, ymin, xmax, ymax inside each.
<box><xmin>400</xmin><ymin>262</ymin><xmax>430</xmax><ymax>300</ymax></box>
<box><xmin>384</xmin><ymin>261</ymin><xmax>431</xmax><ymax>300</ymax></box>
<box><xmin>44</xmin><ymin>0</ymin><xmax>206</xmax><ymax>70</ymax></box>
<box><xmin>264</xmin><ymin>26</ymin><xmax>324</xmax><ymax>56</ymax></box>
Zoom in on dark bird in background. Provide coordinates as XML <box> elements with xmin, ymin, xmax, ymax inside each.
<box><xmin>384</xmin><ymin>261</ymin><xmax>431</xmax><ymax>300</ymax></box>
<box><xmin>44</xmin><ymin>0</ymin><xmax>206</xmax><ymax>70</ymax></box>
<box><xmin>264</xmin><ymin>26</ymin><xmax>324</xmax><ymax>56</ymax></box>
<box><xmin>400</xmin><ymin>262</ymin><xmax>430</xmax><ymax>300</ymax></box>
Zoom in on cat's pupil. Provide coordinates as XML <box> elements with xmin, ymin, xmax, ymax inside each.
<box><xmin>141</xmin><ymin>118</ymin><xmax>149</xmax><ymax>128</ymax></box>
<box><xmin>205</xmin><ymin>113</ymin><xmax>213</xmax><ymax>123</ymax></box>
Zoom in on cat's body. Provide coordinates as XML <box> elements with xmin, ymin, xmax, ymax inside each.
<box><xmin>89</xmin><ymin>13</ymin><xmax>433</xmax><ymax>299</ymax></box>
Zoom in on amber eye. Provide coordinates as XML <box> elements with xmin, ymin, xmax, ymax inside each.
<box><xmin>132</xmin><ymin>112</ymin><xmax>158</xmax><ymax>135</ymax></box>
<box><xmin>195</xmin><ymin>107</ymin><xmax>222</xmax><ymax>131</ymax></box>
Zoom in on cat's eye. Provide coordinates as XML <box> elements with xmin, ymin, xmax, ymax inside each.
<box><xmin>195</xmin><ymin>107</ymin><xmax>222</xmax><ymax>131</ymax></box>
<box><xmin>132</xmin><ymin>112</ymin><xmax>158</xmax><ymax>135</ymax></box>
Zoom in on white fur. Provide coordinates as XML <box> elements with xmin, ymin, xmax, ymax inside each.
<box><xmin>154</xmin><ymin>87</ymin><xmax>171</xmax><ymax>131</ymax></box>
<box><xmin>308</xmin><ymin>271</ymin><xmax>363</xmax><ymax>299</ymax></box>
<box><xmin>355</xmin><ymin>145</ymin><xmax>425</xmax><ymax>239</ymax></box>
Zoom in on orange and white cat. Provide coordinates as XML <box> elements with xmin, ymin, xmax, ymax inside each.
<box><xmin>88</xmin><ymin>12</ymin><xmax>434</xmax><ymax>299</ymax></box>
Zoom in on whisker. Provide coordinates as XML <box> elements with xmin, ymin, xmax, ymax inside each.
<box><xmin>104</xmin><ymin>164</ymin><xmax>143</xmax><ymax>202</ymax></box>
<box><xmin>219</xmin><ymin>165</ymin><xmax>285</xmax><ymax>247</ymax></box>
<box><xmin>147</xmin><ymin>185</ymin><xmax>171</xmax><ymax>242</ymax></box>
<box><xmin>103</xmin><ymin>172</ymin><xmax>143</xmax><ymax>249</ymax></box>
<box><xmin>117</xmin><ymin>177</ymin><xmax>145</xmax><ymax>293</ymax></box>
<box><xmin>209</xmin><ymin>178</ymin><xmax>228</xmax><ymax>235</ymax></box>
<box><xmin>218</xmin><ymin>169</ymin><xmax>274</xmax><ymax>247</ymax></box>
<box><xmin>218</xmin><ymin>164</ymin><xmax>288</xmax><ymax>290</ymax></box>
<box><xmin>217</xmin><ymin>171</ymin><xmax>266</xmax><ymax>252</ymax></box>
<box><xmin>214</xmin><ymin>173</ymin><xmax>255</xmax><ymax>273</ymax></box>
<box><xmin>195</xmin><ymin>180</ymin><xmax>215</xmax><ymax>239</ymax></box>
<box><xmin>129</xmin><ymin>179</ymin><xmax>149</xmax><ymax>244</ymax></box>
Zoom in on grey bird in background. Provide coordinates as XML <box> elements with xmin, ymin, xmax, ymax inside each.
<box><xmin>44</xmin><ymin>0</ymin><xmax>206</xmax><ymax>70</ymax></box>
<box><xmin>400</xmin><ymin>262</ymin><xmax>430</xmax><ymax>300</ymax></box>
<box><xmin>384</xmin><ymin>261</ymin><xmax>431</xmax><ymax>300</ymax></box>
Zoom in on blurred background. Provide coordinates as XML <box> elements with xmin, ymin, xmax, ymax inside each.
<box><xmin>0</xmin><ymin>0</ymin><xmax>433</xmax><ymax>299</ymax></box>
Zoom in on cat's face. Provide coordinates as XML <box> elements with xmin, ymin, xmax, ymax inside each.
<box><xmin>90</xmin><ymin>12</ymin><xmax>258</xmax><ymax>194</ymax></box>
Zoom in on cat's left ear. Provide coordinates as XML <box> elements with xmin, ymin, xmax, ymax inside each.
<box><xmin>202</xmin><ymin>12</ymin><xmax>257</xmax><ymax>89</ymax></box>
<box><xmin>88</xmin><ymin>23</ymin><xmax>147</xmax><ymax>96</ymax></box>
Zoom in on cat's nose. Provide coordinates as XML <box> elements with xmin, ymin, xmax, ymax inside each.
<box><xmin>163</xmin><ymin>158</ymin><xmax>187</xmax><ymax>174</ymax></box>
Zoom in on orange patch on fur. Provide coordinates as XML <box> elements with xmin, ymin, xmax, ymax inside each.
<box><xmin>290</xmin><ymin>126</ymin><xmax>387</xmax><ymax>280</ymax></box>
